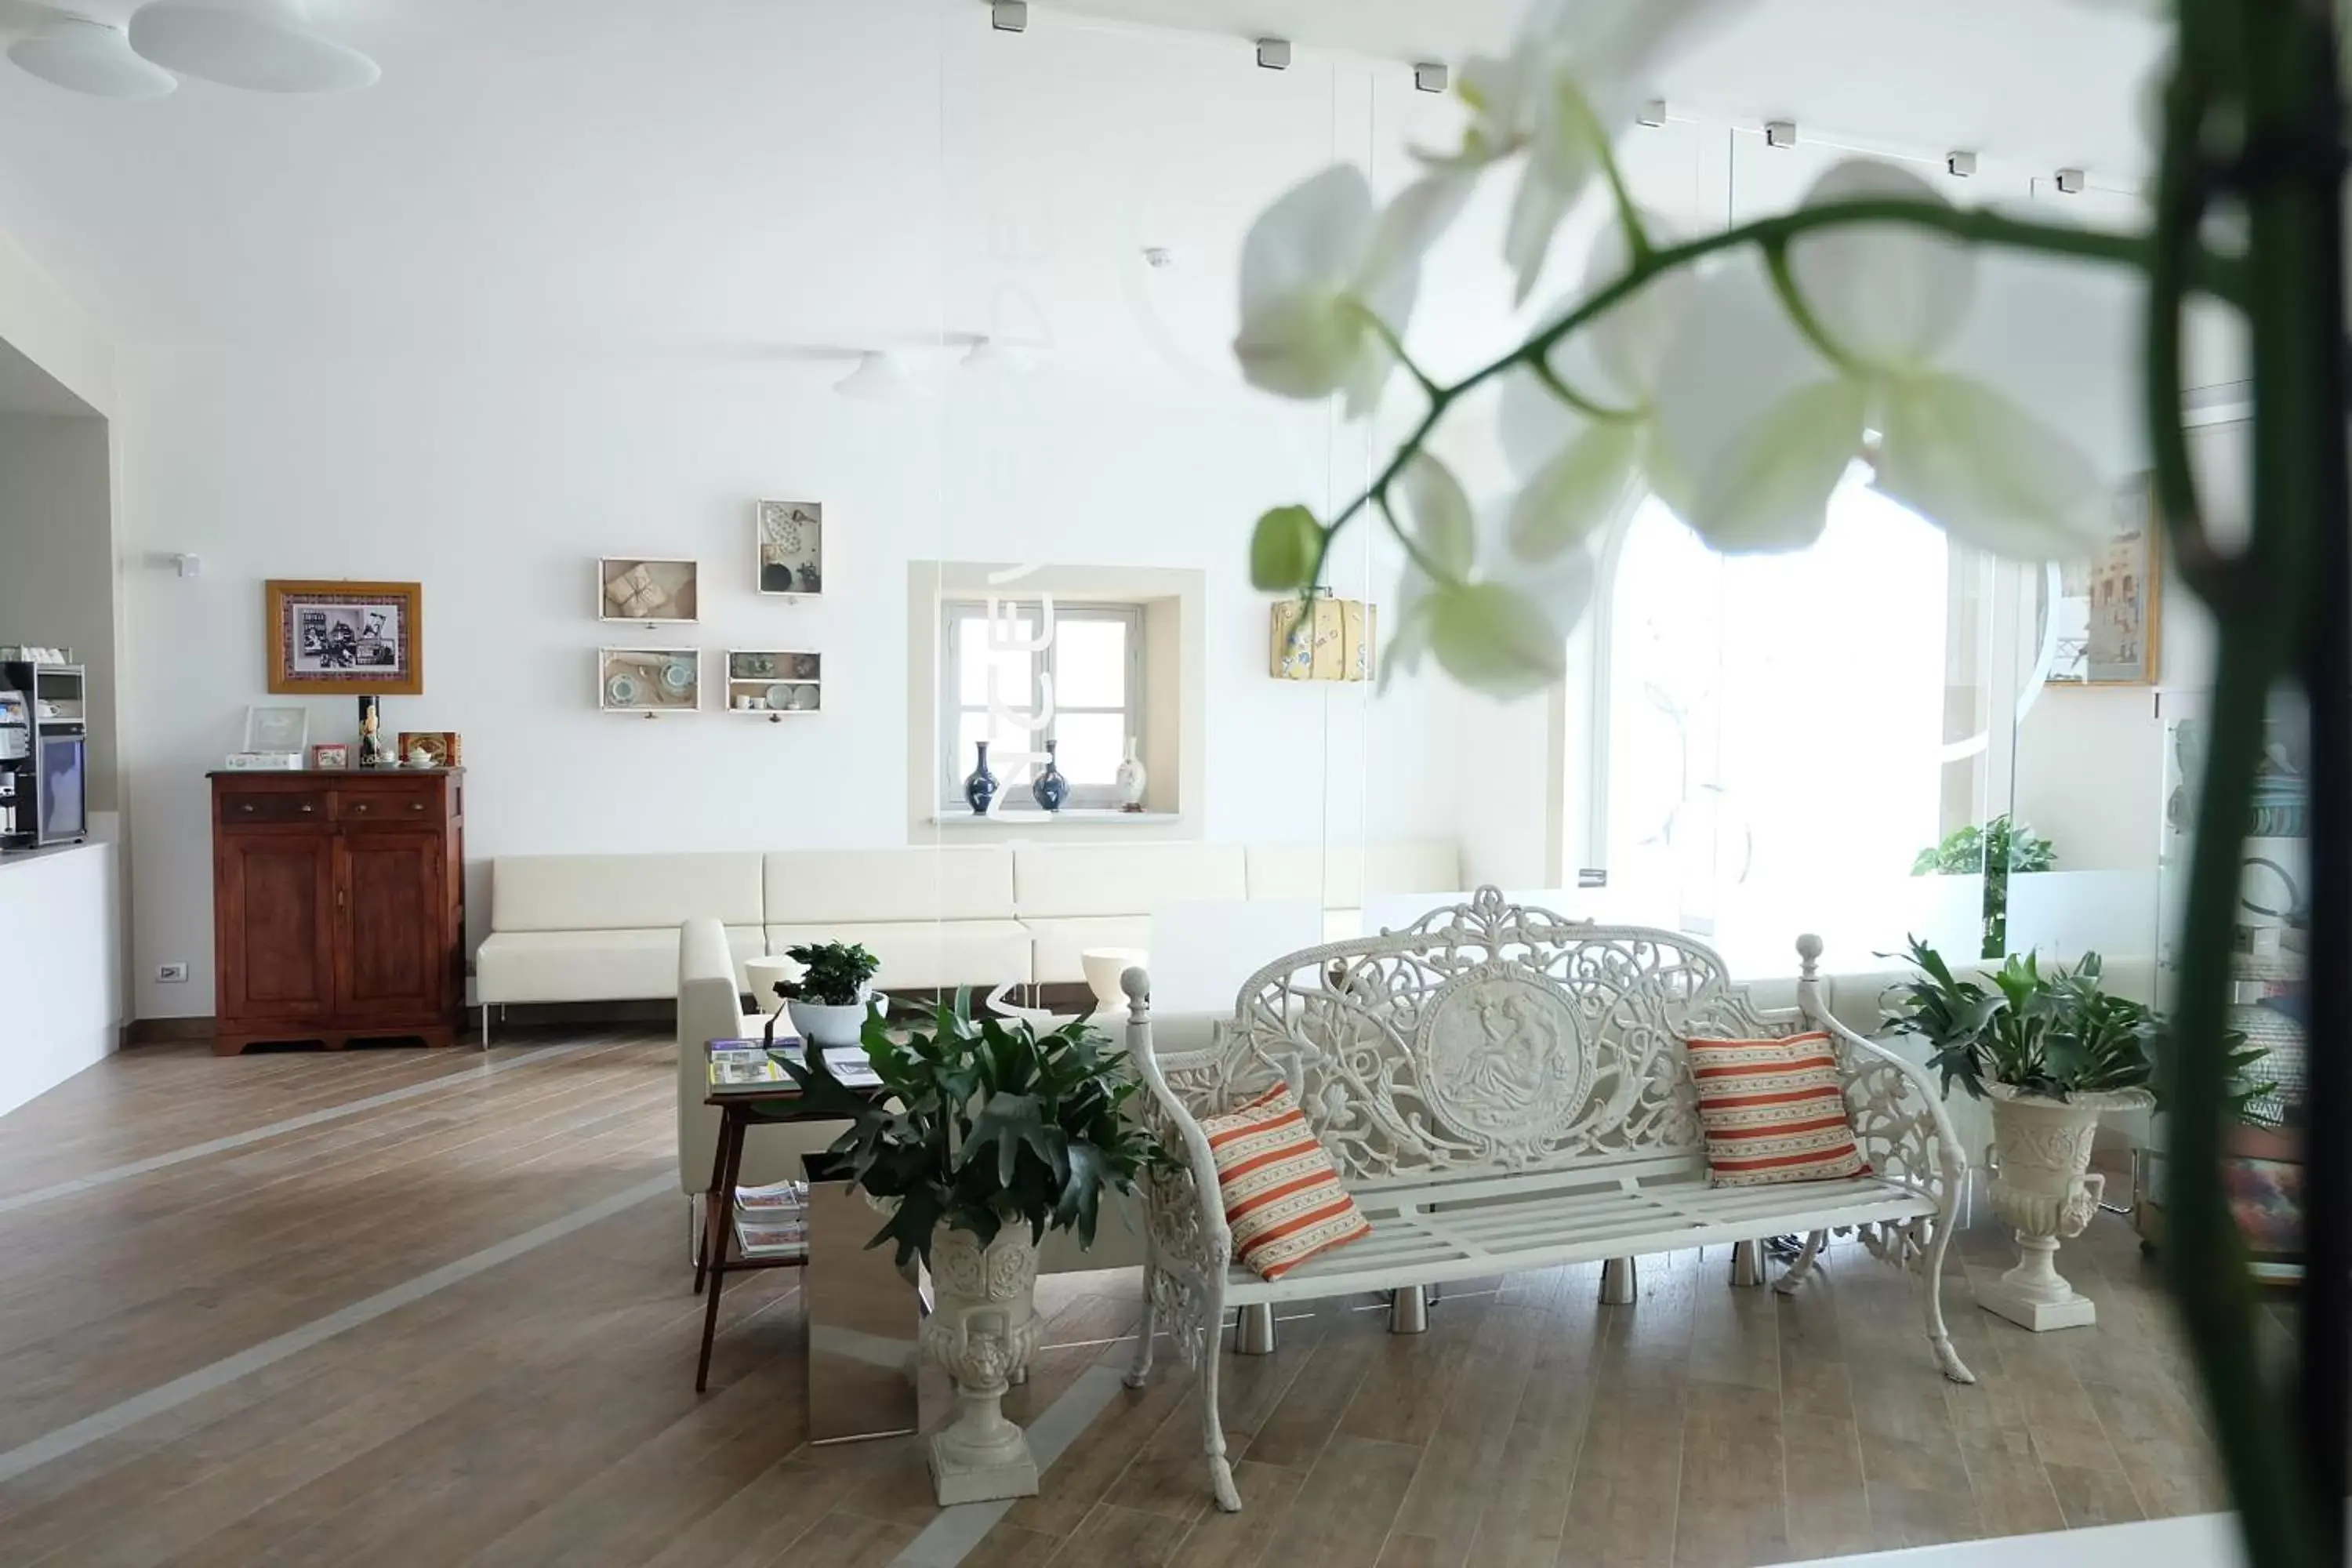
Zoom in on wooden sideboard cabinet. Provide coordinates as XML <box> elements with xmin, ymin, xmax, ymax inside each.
<box><xmin>209</xmin><ymin>769</ymin><xmax>466</xmax><ymax>1055</ymax></box>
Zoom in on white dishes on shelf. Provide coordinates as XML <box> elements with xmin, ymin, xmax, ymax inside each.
<box><xmin>599</xmin><ymin>648</ymin><xmax>699</xmax><ymax>714</ymax></box>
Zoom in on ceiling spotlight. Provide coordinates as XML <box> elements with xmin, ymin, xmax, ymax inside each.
<box><xmin>128</xmin><ymin>0</ymin><xmax>379</xmax><ymax>94</ymax></box>
<box><xmin>834</xmin><ymin>350</ymin><xmax>922</xmax><ymax>401</ymax></box>
<box><xmin>8</xmin><ymin>15</ymin><xmax>177</xmax><ymax>100</ymax></box>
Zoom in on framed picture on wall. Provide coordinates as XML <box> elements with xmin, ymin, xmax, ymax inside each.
<box><xmin>266</xmin><ymin>580</ymin><xmax>424</xmax><ymax>695</ymax></box>
<box><xmin>2045</xmin><ymin>479</ymin><xmax>2161</xmax><ymax>687</ymax></box>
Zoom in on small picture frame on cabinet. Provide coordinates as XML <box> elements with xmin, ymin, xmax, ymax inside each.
<box><xmin>245</xmin><ymin>705</ymin><xmax>310</xmax><ymax>753</ymax></box>
<box><xmin>310</xmin><ymin>743</ymin><xmax>350</xmax><ymax>770</ymax></box>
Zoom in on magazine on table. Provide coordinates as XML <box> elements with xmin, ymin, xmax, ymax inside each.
<box><xmin>706</xmin><ymin>1043</ymin><xmax>789</xmax><ymax>1093</ymax></box>
<box><xmin>819</xmin><ymin>1047</ymin><xmax>882</xmax><ymax>1089</ymax></box>
<box><xmin>735</xmin><ymin>1178</ymin><xmax>808</xmax><ymax>1214</ymax></box>
<box><xmin>734</xmin><ymin>1214</ymin><xmax>810</xmax><ymax>1258</ymax></box>
<box><xmin>703</xmin><ymin>1037</ymin><xmax>880</xmax><ymax>1092</ymax></box>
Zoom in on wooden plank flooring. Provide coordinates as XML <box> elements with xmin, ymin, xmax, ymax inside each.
<box><xmin>0</xmin><ymin>1033</ymin><xmax>2241</xmax><ymax>1566</ymax></box>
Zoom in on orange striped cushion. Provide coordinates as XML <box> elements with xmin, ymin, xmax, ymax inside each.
<box><xmin>1686</xmin><ymin>1031</ymin><xmax>1870</xmax><ymax>1188</ymax></box>
<box><xmin>1201</xmin><ymin>1083</ymin><xmax>1371</xmax><ymax>1281</ymax></box>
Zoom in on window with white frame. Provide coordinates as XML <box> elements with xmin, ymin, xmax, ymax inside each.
<box><xmin>1596</xmin><ymin>471</ymin><xmax>1979</xmax><ymax>946</ymax></box>
<box><xmin>940</xmin><ymin>599</ymin><xmax>1145</xmax><ymax>811</ymax></box>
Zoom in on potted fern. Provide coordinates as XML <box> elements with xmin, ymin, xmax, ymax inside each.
<box><xmin>774</xmin><ymin>940</ymin><xmax>879</xmax><ymax>1048</ymax></box>
<box><xmin>782</xmin><ymin>996</ymin><xmax>1159</xmax><ymax>1504</ymax></box>
<box><xmin>1886</xmin><ymin>938</ymin><xmax>2255</xmax><ymax>1334</ymax></box>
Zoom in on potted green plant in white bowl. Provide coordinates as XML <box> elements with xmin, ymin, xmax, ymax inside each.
<box><xmin>783</xmin><ymin>996</ymin><xmax>1160</xmax><ymax>1504</ymax></box>
<box><xmin>774</xmin><ymin>941</ymin><xmax>879</xmax><ymax>1048</ymax></box>
<box><xmin>1887</xmin><ymin>938</ymin><xmax>2255</xmax><ymax>1333</ymax></box>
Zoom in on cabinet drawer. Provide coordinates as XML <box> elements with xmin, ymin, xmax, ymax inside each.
<box><xmin>336</xmin><ymin>791</ymin><xmax>438</xmax><ymax>826</ymax></box>
<box><xmin>221</xmin><ymin>790</ymin><xmax>329</xmax><ymax>826</ymax></box>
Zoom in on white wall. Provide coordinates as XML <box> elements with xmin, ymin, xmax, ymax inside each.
<box><xmin>0</xmin><ymin>413</ymin><xmax>118</xmax><ymax>809</ymax></box>
<box><xmin>0</xmin><ymin>229</ymin><xmax>113</xmax><ymax>419</ymax></box>
<box><xmin>0</xmin><ymin>843</ymin><xmax>122</xmax><ymax>1118</ymax></box>
<box><xmin>113</xmin><ymin>13</ymin><xmax>1461</xmax><ymax>1020</ymax></box>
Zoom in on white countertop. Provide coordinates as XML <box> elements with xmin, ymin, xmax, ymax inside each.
<box><xmin>0</xmin><ymin>839</ymin><xmax>107</xmax><ymax>873</ymax></box>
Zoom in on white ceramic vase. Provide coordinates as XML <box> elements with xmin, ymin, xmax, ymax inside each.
<box><xmin>1978</xmin><ymin>1084</ymin><xmax>2153</xmax><ymax>1330</ymax></box>
<box><xmin>787</xmin><ymin>994</ymin><xmax>868</xmax><ymax>1049</ymax></box>
<box><xmin>922</xmin><ymin>1225</ymin><xmax>1044</xmax><ymax>1504</ymax></box>
<box><xmin>1115</xmin><ymin>737</ymin><xmax>1148</xmax><ymax>811</ymax></box>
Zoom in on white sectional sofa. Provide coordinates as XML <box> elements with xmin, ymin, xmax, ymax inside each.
<box><xmin>474</xmin><ymin>838</ymin><xmax>1464</xmax><ymax>1026</ymax></box>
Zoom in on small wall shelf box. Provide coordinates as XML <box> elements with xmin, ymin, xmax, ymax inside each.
<box><xmin>601</xmin><ymin>648</ymin><xmax>701</xmax><ymax>715</ymax></box>
<box><xmin>598</xmin><ymin>557</ymin><xmax>701</xmax><ymax>625</ymax></box>
<box><xmin>725</xmin><ymin>649</ymin><xmax>820</xmax><ymax>720</ymax></box>
<box><xmin>756</xmin><ymin>501</ymin><xmax>825</xmax><ymax>598</ymax></box>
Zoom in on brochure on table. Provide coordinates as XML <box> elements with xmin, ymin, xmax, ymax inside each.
<box><xmin>706</xmin><ymin>1037</ymin><xmax>882</xmax><ymax>1091</ymax></box>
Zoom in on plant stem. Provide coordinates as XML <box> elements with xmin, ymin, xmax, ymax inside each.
<box><xmin>2154</xmin><ymin>2</ymin><xmax>2341</xmax><ymax>1562</ymax></box>
<box><xmin>1307</xmin><ymin>195</ymin><xmax>2244</xmax><ymax>582</ymax></box>
<box><xmin>1764</xmin><ymin>238</ymin><xmax>1864</xmax><ymax>375</ymax></box>
<box><xmin>2235</xmin><ymin>1</ymin><xmax>2352</xmax><ymax>1550</ymax></box>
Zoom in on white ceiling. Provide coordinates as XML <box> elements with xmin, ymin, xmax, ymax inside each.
<box><xmin>0</xmin><ymin>0</ymin><xmax>2163</xmax><ymax>356</ymax></box>
<box><xmin>1056</xmin><ymin>0</ymin><xmax>2164</xmax><ymax>172</ymax></box>
<box><xmin>0</xmin><ymin>332</ymin><xmax>93</xmax><ymax>414</ymax></box>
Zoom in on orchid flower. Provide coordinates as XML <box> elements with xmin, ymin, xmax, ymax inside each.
<box><xmin>1432</xmin><ymin>0</ymin><xmax>1755</xmax><ymax>301</ymax></box>
<box><xmin>1500</xmin><ymin>211</ymin><xmax>1693</xmax><ymax>561</ymax></box>
<box><xmin>1649</xmin><ymin>158</ymin><xmax>2112</xmax><ymax>558</ymax></box>
<box><xmin>1381</xmin><ymin>454</ymin><xmax>1594</xmax><ymax>700</ymax></box>
<box><xmin>1232</xmin><ymin>165</ymin><xmax>1465</xmax><ymax>417</ymax></box>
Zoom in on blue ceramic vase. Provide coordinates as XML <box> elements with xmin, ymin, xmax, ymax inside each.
<box><xmin>963</xmin><ymin>742</ymin><xmax>999</xmax><ymax>815</ymax></box>
<box><xmin>1030</xmin><ymin>739</ymin><xmax>1069</xmax><ymax>813</ymax></box>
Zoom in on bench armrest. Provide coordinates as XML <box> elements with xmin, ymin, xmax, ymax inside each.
<box><xmin>1122</xmin><ymin>975</ymin><xmax>1236</xmax><ymax>1293</ymax></box>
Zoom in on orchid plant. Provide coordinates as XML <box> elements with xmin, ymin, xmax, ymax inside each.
<box><xmin>1233</xmin><ymin>3</ymin><xmax>2343</xmax><ymax>1566</ymax></box>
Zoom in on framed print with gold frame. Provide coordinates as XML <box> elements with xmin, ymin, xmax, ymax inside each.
<box><xmin>266</xmin><ymin>580</ymin><xmax>423</xmax><ymax>695</ymax></box>
<box><xmin>2044</xmin><ymin>480</ymin><xmax>2161</xmax><ymax>687</ymax></box>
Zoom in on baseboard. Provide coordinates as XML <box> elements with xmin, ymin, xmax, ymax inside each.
<box><xmin>125</xmin><ymin>1017</ymin><xmax>216</xmax><ymax>1047</ymax></box>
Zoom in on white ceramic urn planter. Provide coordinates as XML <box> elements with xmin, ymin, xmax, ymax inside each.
<box><xmin>922</xmin><ymin>1225</ymin><xmax>1044</xmax><ymax>1504</ymax></box>
<box><xmin>1978</xmin><ymin>1084</ymin><xmax>2154</xmax><ymax>1331</ymax></box>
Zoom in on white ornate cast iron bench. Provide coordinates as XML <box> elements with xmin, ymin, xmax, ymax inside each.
<box><xmin>1120</xmin><ymin>888</ymin><xmax>1973</xmax><ymax>1512</ymax></box>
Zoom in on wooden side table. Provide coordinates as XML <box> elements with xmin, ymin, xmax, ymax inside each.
<box><xmin>692</xmin><ymin>1073</ymin><xmax>893</xmax><ymax>1394</ymax></box>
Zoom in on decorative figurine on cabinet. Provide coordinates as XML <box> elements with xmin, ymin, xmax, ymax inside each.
<box><xmin>357</xmin><ymin>695</ymin><xmax>390</xmax><ymax>768</ymax></box>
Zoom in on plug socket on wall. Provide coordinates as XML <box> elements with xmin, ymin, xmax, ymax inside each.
<box><xmin>157</xmin><ymin>962</ymin><xmax>190</xmax><ymax>983</ymax></box>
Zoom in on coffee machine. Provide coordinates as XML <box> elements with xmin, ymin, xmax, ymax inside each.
<box><xmin>0</xmin><ymin>661</ymin><xmax>87</xmax><ymax>849</ymax></box>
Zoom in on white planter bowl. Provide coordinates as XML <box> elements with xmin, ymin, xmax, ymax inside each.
<box><xmin>787</xmin><ymin>996</ymin><xmax>869</xmax><ymax>1048</ymax></box>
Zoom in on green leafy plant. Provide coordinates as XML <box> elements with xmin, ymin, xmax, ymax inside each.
<box><xmin>1885</xmin><ymin>935</ymin><xmax>2261</xmax><ymax>1111</ymax></box>
<box><xmin>779</xmin><ymin>993</ymin><xmax>1163</xmax><ymax>1267</ymax></box>
<box><xmin>1911</xmin><ymin>815</ymin><xmax>2057</xmax><ymax>959</ymax></box>
<box><xmin>775</xmin><ymin>942</ymin><xmax>879</xmax><ymax>1007</ymax></box>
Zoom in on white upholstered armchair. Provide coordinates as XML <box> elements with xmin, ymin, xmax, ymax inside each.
<box><xmin>675</xmin><ymin>919</ymin><xmax>846</xmax><ymax>1225</ymax></box>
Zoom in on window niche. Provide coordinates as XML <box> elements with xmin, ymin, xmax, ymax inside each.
<box><xmin>906</xmin><ymin>563</ymin><xmax>1203</xmax><ymax>836</ymax></box>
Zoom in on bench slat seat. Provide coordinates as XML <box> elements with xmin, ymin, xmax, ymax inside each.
<box><xmin>1118</xmin><ymin>889</ymin><xmax>1975</xmax><ymax>1515</ymax></box>
<box><xmin>1221</xmin><ymin>1171</ymin><xmax>1936</xmax><ymax>1305</ymax></box>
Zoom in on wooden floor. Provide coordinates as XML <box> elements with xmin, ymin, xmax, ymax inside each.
<box><xmin>0</xmin><ymin>1031</ymin><xmax>2245</xmax><ymax>1567</ymax></box>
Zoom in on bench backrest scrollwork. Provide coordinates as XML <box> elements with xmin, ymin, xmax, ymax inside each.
<box><xmin>1179</xmin><ymin>887</ymin><xmax>1801</xmax><ymax>1190</ymax></box>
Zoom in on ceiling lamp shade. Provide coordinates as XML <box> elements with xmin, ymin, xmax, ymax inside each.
<box><xmin>961</xmin><ymin>337</ymin><xmax>1040</xmax><ymax>374</ymax></box>
<box><xmin>8</xmin><ymin>16</ymin><xmax>177</xmax><ymax>99</ymax></box>
<box><xmin>127</xmin><ymin>0</ymin><xmax>378</xmax><ymax>93</ymax></box>
<box><xmin>833</xmin><ymin>350</ymin><xmax>922</xmax><ymax>401</ymax></box>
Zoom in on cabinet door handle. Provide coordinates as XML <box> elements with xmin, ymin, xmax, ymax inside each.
<box><xmin>299</xmin><ymin>803</ymin><xmax>315</xmax><ymax>814</ymax></box>
<box><xmin>408</xmin><ymin>801</ymin><xmax>425</xmax><ymax>812</ymax></box>
<box><xmin>353</xmin><ymin>802</ymin><xmax>370</xmax><ymax>813</ymax></box>
<box><xmin>337</xmin><ymin>886</ymin><xmax>346</xmax><ymax>909</ymax></box>
<box><xmin>238</xmin><ymin>803</ymin><xmax>256</xmax><ymax>815</ymax></box>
